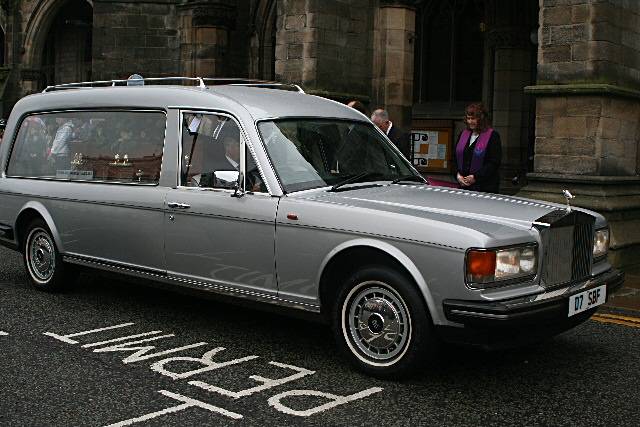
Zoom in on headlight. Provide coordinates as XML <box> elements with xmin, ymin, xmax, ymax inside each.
<box><xmin>466</xmin><ymin>245</ymin><xmax>537</xmax><ymax>287</ymax></box>
<box><xmin>593</xmin><ymin>228</ymin><xmax>609</xmax><ymax>260</ymax></box>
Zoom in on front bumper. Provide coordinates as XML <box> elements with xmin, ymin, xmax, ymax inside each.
<box><xmin>439</xmin><ymin>268</ymin><xmax>624</xmax><ymax>348</ymax></box>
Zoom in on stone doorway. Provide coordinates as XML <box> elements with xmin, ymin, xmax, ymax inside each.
<box><xmin>249</xmin><ymin>0</ymin><xmax>277</xmax><ymax>80</ymax></box>
<box><xmin>411</xmin><ymin>0</ymin><xmax>539</xmax><ymax>193</ymax></box>
<box><xmin>40</xmin><ymin>0</ymin><xmax>93</xmax><ymax>88</ymax></box>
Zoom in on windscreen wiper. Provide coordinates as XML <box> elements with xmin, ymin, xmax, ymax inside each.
<box><xmin>390</xmin><ymin>175</ymin><xmax>427</xmax><ymax>184</ymax></box>
<box><xmin>329</xmin><ymin>172</ymin><xmax>381</xmax><ymax>192</ymax></box>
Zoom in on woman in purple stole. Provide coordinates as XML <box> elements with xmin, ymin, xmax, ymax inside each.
<box><xmin>453</xmin><ymin>103</ymin><xmax>502</xmax><ymax>193</ymax></box>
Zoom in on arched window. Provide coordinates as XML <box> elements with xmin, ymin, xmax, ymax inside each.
<box><xmin>414</xmin><ymin>0</ymin><xmax>485</xmax><ymax>113</ymax></box>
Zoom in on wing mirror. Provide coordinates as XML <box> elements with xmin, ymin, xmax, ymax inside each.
<box><xmin>206</xmin><ymin>170</ymin><xmax>240</xmax><ymax>191</ymax></box>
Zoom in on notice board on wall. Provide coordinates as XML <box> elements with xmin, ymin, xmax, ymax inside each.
<box><xmin>410</xmin><ymin>125</ymin><xmax>453</xmax><ymax>173</ymax></box>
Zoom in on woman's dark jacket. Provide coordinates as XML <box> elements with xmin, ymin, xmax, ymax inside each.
<box><xmin>453</xmin><ymin>129</ymin><xmax>502</xmax><ymax>193</ymax></box>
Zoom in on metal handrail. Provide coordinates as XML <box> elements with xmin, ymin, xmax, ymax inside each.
<box><xmin>42</xmin><ymin>76</ymin><xmax>305</xmax><ymax>93</ymax></box>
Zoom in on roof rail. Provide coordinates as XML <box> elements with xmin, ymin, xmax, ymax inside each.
<box><xmin>42</xmin><ymin>76</ymin><xmax>305</xmax><ymax>93</ymax></box>
<box><xmin>200</xmin><ymin>78</ymin><xmax>304</xmax><ymax>93</ymax></box>
<box><xmin>43</xmin><ymin>77</ymin><xmax>207</xmax><ymax>92</ymax></box>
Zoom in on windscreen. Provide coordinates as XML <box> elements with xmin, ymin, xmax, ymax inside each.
<box><xmin>258</xmin><ymin>119</ymin><xmax>415</xmax><ymax>193</ymax></box>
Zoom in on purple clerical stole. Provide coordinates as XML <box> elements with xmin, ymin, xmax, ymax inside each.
<box><xmin>456</xmin><ymin>128</ymin><xmax>493</xmax><ymax>175</ymax></box>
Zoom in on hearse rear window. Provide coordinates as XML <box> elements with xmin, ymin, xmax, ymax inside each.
<box><xmin>7</xmin><ymin>111</ymin><xmax>165</xmax><ymax>184</ymax></box>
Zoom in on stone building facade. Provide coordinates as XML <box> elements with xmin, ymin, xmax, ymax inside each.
<box><xmin>0</xmin><ymin>0</ymin><xmax>638</xmax><ymax>267</ymax></box>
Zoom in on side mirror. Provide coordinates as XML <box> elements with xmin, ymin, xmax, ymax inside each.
<box><xmin>211</xmin><ymin>170</ymin><xmax>239</xmax><ymax>190</ymax></box>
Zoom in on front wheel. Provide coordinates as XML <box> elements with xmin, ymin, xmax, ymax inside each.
<box><xmin>23</xmin><ymin>219</ymin><xmax>71</xmax><ymax>291</ymax></box>
<box><xmin>332</xmin><ymin>266</ymin><xmax>437</xmax><ymax>378</ymax></box>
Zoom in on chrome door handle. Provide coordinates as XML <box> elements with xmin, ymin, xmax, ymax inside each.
<box><xmin>167</xmin><ymin>202</ymin><xmax>191</xmax><ymax>209</ymax></box>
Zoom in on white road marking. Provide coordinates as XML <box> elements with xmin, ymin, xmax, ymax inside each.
<box><xmin>268</xmin><ymin>387</ymin><xmax>384</xmax><ymax>417</ymax></box>
<box><xmin>40</xmin><ymin>320</ymin><xmax>386</xmax><ymax>423</ymax></box>
<box><xmin>44</xmin><ymin>322</ymin><xmax>135</xmax><ymax>344</ymax></box>
<box><xmin>83</xmin><ymin>331</ymin><xmax>166</xmax><ymax>348</ymax></box>
<box><xmin>103</xmin><ymin>390</ymin><xmax>242</xmax><ymax>426</ymax></box>
<box><xmin>189</xmin><ymin>361</ymin><xmax>315</xmax><ymax>399</ymax></box>
<box><xmin>96</xmin><ymin>340</ymin><xmax>208</xmax><ymax>364</ymax></box>
<box><xmin>150</xmin><ymin>347</ymin><xmax>259</xmax><ymax>380</ymax></box>
<box><xmin>0</xmin><ymin>331</ymin><xmax>8</xmax><ymax>336</ymax></box>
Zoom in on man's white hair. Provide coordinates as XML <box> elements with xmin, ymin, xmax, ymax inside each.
<box><xmin>371</xmin><ymin>109</ymin><xmax>389</xmax><ymax>122</ymax></box>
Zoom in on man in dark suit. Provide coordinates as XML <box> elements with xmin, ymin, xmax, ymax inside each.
<box><xmin>371</xmin><ymin>109</ymin><xmax>411</xmax><ymax>160</ymax></box>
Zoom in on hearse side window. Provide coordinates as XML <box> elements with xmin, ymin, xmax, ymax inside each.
<box><xmin>181</xmin><ymin>112</ymin><xmax>265</xmax><ymax>192</ymax></box>
<box><xmin>7</xmin><ymin>111</ymin><xmax>166</xmax><ymax>184</ymax></box>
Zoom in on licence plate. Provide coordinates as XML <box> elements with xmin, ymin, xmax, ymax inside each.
<box><xmin>568</xmin><ymin>285</ymin><xmax>606</xmax><ymax>317</ymax></box>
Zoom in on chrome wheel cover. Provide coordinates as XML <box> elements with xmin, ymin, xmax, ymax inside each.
<box><xmin>342</xmin><ymin>281</ymin><xmax>412</xmax><ymax>366</ymax></box>
<box><xmin>26</xmin><ymin>228</ymin><xmax>56</xmax><ymax>283</ymax></box>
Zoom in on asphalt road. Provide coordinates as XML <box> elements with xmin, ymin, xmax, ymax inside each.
<box><xmin>1</xmin><ymin>245</ymin><xmax>639</xmax><ymax>427</ymax></box>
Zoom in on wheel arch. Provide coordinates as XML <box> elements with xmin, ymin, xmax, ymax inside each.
<box><xmin>317</xmin><ymin>238</ymin><xmax>436</xmax><ymax>320</ymax></box>
<box><xmin>15</xmin><ymin>202</ymin><xmax>63</xmax><ymax>253</ymax></box>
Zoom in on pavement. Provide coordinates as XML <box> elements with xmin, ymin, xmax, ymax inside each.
<box><xmin>603</xmin><ymin>264</ymin><xmax>640</xmax><ymax>316</ymax></box>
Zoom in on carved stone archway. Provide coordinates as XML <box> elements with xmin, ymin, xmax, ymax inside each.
<box><xmin>21</xmin><ymin>0</ymin><xmax>93</xmax><ymax>90</ymax></box>
<box><xmin>249</xmin><ymin>0</ymin><xmax>277</xmax><ymax>80</ymax></box>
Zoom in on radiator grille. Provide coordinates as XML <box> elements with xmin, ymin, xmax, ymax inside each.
<box><xmin>536</xmin><ymin>210</ymin><xmax>594</xmax><ymax>289</ymax></box>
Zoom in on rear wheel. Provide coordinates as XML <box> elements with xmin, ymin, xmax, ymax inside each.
<box><xmin>23</xmin><ymin>219</ymin><xmax>71</xmax><ymax>291</ymax></box>
<box><xmin>332</xmin><ymin>266</ymin><xmax>437</xmax><ymax>378</ymax></box>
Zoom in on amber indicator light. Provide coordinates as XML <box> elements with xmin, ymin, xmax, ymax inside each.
<box><xmin>467</xmin><ymin>250</ymin><xmax>496</xmax><ymax>277</ymax></box>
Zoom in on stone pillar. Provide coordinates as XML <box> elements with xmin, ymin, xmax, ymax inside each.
<box><xmin>520</xmin><ymin>0</ymin><xmax>640</xmax><ymax>268</ymax></box>
<box><xmin>178</xmin><ymin>0</ymin><xmax>237</xmax><ymax>77</ymax></box>
<box><xmin>371</xmin><ymin>0</ymin><xmax>415</xmax><ymax>130</ymax></box>
<box><xmin>487</xmin><ymin>26</ymin><xmax>536</xmax><ymax>194</ymax></box>
<box><xmin>275</xmin><ymin>0</ymin><xmax>372</xmax><ymax>105</ymax></box>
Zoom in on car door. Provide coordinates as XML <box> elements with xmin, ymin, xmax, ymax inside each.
<box><xmin>164</xmin><ymin>111</ymin><xmax>279</xmax><ymax>295</ymax></box>
<box><xmin>7</xmin><ymin>110</ymin><xmax>168</xmax><ymax>272</ymax></box>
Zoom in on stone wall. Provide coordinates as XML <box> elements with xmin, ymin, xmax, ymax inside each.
<box><xmin>276</xmin><ymin>0</ymin><xmax>372</xmax><ymax>101</ymax></box>
<box><xmin>371</xmin><ymin>2</ymin><xmax>414</xmax><ymax>129</ymax></box>
<box><xmin>534</xmin><ymin>95</ymin><xmax>640</xmax><ymax>176</ymax></box>
<box><xmin>539</xmin><ymin>0</ymin><xmax>640</xmax><ymax>88</ymax></box>
<box><xmin>523</xmin><ymin>0</ymin><xmax>640</xmax><ymax>268</ymax></box>
<box><xmin>93</xmin><ymin>1</ymin><xmax>180</xmax><ymax>80</ymax></box>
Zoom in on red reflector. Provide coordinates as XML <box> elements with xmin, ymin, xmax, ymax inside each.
<box><xmin>286</xmin><ymin>213</ymin><xmax>298</xmax><ymax>220</ymax></box>
<box><xmin>467</xmin><ymin>250</ymin><xmax>496</xmax><ymax>277</ymax></box>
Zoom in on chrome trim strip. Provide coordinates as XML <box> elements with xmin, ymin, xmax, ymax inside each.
<box><xmin>63</xmin><ymin>254</ymin><xmax>321</xmax><ymax>313</ymax></box>
<box><xmin>277</xmin><ymin>220</ymin><xmax>465</xmax><ymax>251</ymax></box>
<box><xmin>0</xmin><ymin>191</ymin><xmax>165</xmax><ymax>213</ymax></box>
<box><xmin>167</xmin><ymin>273</ymin><xmax>320</xmax><ymax>313</ymax></box>
<box><xmin>532</xmin><ymin>287</ymin><xmax>568</xmax><ymax>301</ymax></box>
<box><xmin>0</xmin><ymin>191</ymin><xmax>273</xmax><ymax>224</ymax></box>
<box><xmin>3</xmin><ymin>176</ymin><xmax>161</xmax><ymax>186</ymax></box>
<box><xmin>449</xmin><ymin>309</ymin><xmax>509</xmax><ymax>320</ymax></box>
<box><xmin>63</xmin><ymin>253</ymin><xmax>166</xmax><ymax>277</ymax></box>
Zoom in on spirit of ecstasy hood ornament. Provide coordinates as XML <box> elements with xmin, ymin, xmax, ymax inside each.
<box><xmin>562</xmin><ymin>189</ymin><xmax>575</xmax><ymax>212</ymax></box>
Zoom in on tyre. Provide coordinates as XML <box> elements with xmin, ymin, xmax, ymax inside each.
<box><xmin>22</xmin><ymin>219</ymin><xmax>71</xmax><ymax>292</ymax></box>
<box><xmin>332</xmin><ymin>266</ymin><xmax>437</xmax><ymax>378</ymax></box>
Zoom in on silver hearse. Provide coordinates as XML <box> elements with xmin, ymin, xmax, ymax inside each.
<box><xmin>0</xmin><ymin>77</ymin><xmax>624</xmax><ymax>377</ymax></box>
